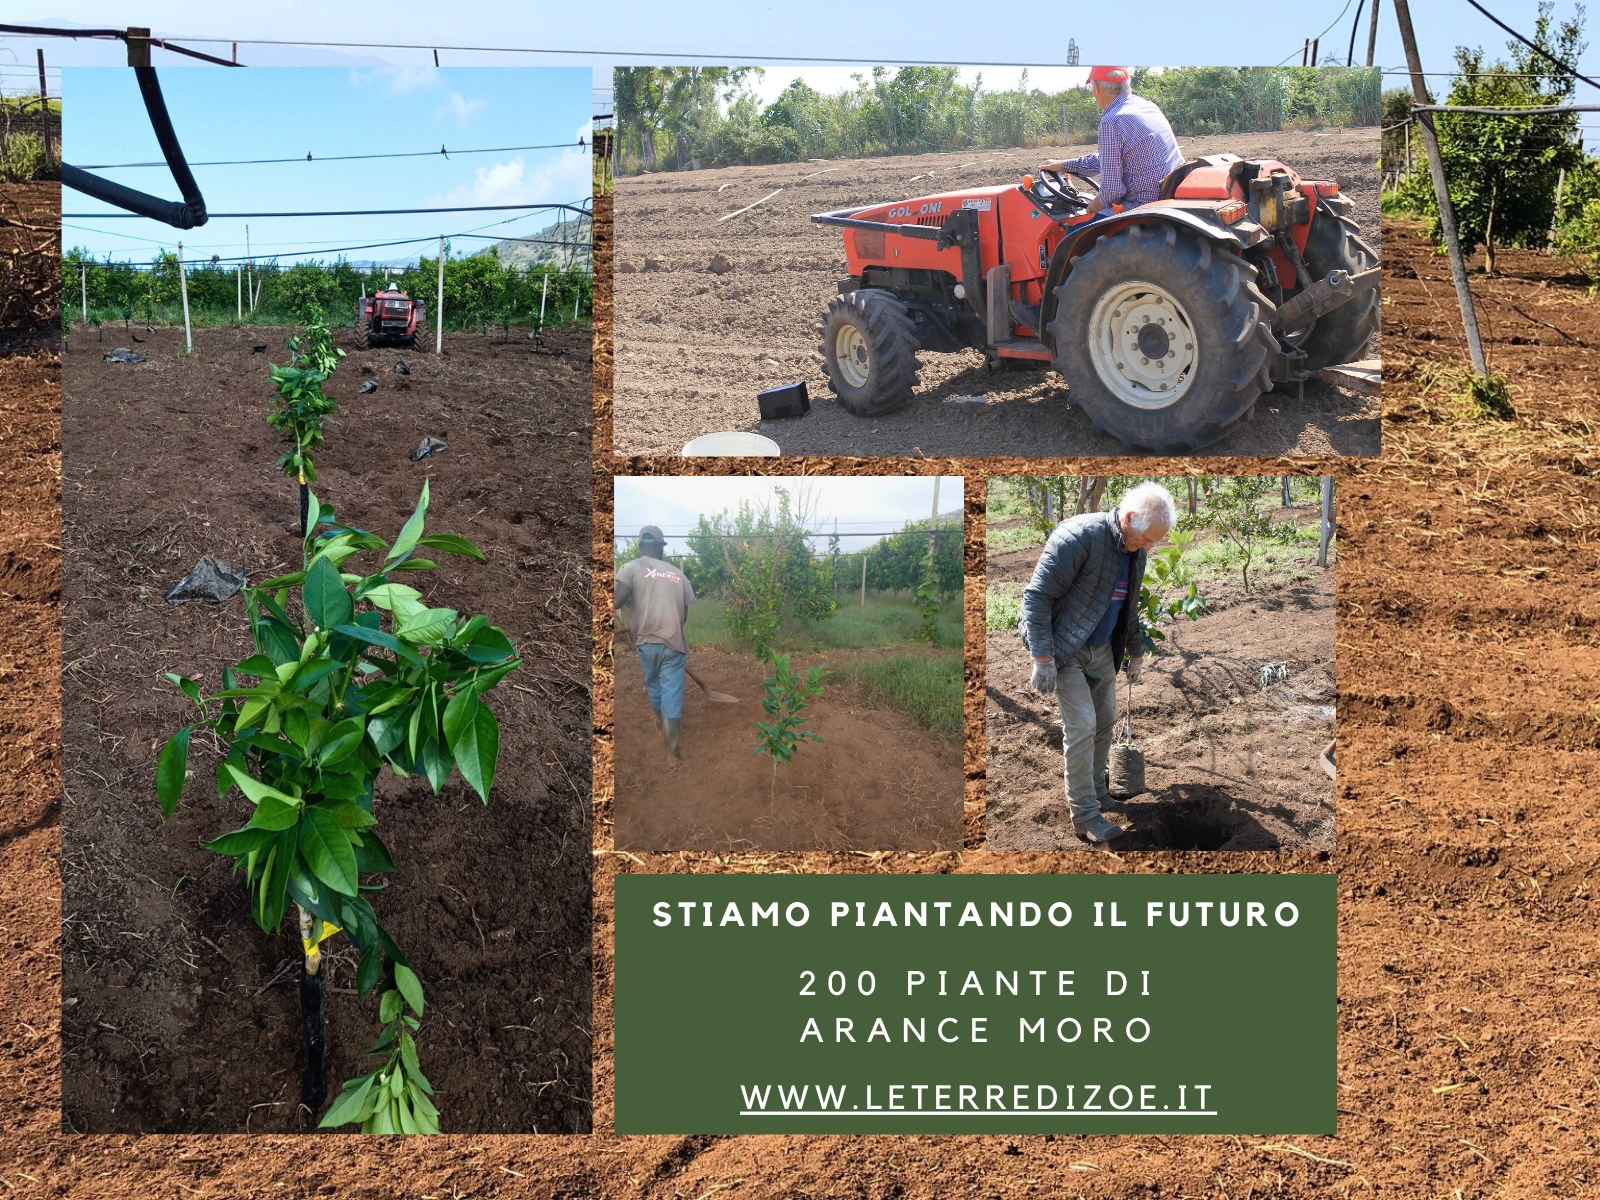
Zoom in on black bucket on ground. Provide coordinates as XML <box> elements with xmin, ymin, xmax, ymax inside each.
<box><xmin>1108</xmin><ymin>744</ymin><xmax>1145</xmax><ymax>797</ymax></box>
<box><xmin>300</xmin><ymin>967</ymin><xmax>327</xmax><ymax>1110</ymax></box>
<box><xmin>758</xmin><ymin>381</ymin><xmax>810</xmax><ymax>420</ymax></box>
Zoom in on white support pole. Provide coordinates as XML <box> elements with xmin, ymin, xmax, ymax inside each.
<box><xmin>246</xmin><ymin>225</ymin><xmax>253</xmax><ymax>313</ymax></box>
<box><xmin>236</xmin><ymin>264</ymin><xmax>242</xmax><ymax>321</ymax></box>
<box><xmin>539</xmin><ymin>271</ymin><xmax>549</xmax><ymax>326</ymax></box>
<box><xmin>177</xmin><ymin>241</ymin><xmax>193</xmax><ymax>353</ymax></box>
<box><xmin>80</xmin><ymin>260</ymin><xmax>87</xmax><ymax>324</ymax></box>
<box><xmin>573</xmin><ymin>282</ymin><xmax>581</xmax><ymax>323</ymax></box>
<box><xmin>1319</xmin><ymin>476</ymin><xmax>1335</xmax><ymax>568</ymax></box>
<box><xmin>436</xmin><ymin>235</ymin><xmax>445</xmax><ymax>354</ymax></box>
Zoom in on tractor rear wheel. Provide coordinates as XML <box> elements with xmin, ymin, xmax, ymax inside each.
<box><xmin>1048</xmin><ymin>222</ymin><xmax>1277</xmax><ymax>453</ymax></box>
<box><xmin>353</xmin><ymin>314</ymin><xmax>372</xmax><ymax>350</ymax></box>
<box><xmin>410</xmin><ymin>313</ymin><xmax>429</xmax><ymax>352</ymax></box>
<box><xmin>818</xmin><ymin>289</ymin><xmax>921</xmax><ymax>416</ymax></box>
<box><xmin>1293</xmin><ymin>208</ymin><xmax>1378</xmax><ymax>371</ymax></box>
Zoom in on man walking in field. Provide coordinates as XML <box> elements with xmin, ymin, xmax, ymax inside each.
<box><xmin>1037</xmin><ymin>66</ymin><xmax>1184</xmax><ymax>217</ymax></box>
<box><xmin>1019</xmin><ymin>481</ymin><xmax>1177</xmax><ymax>843</ymax></box>
<box><xmin>616</xmin><ymin>526</ymin><xmax>697</xmax><ymax>763</ymax></box>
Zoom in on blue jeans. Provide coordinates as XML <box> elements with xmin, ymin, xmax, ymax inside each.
<box><xmin>637</xmin><ymin>643</ymin><xmax>687</xmax><ymax>720</ymax></box>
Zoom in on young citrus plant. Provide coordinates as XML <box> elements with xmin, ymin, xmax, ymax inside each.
<box><xmin>755</xmin><ymin>652</ymin><xmax>826</xmax><ymax>846</ymax></box>
<box><xmin>155</xmin><ymin>481</ymin><xmax>520</xmax><ymax>1134</ymax></box>
<box><xmin>269</xmin><ymin>320</ymin><xmax>345</xmax><ymax>535</ymax></box>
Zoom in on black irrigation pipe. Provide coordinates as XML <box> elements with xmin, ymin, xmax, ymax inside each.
<box><xmin>62</xmin><ymin>67</ymin><xmax>209</xmax><ymax>229</ymax></box>
<box><xmin>79</xmin><ymin>141</ymin><xmax>590</xmax><ymax>170</ymax></box>
<box><xmin>612</xmin><ymin>530</ymin><xmax>963</xmax><ymax>540</ymax></box>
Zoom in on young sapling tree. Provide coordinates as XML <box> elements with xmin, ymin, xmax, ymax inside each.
<box><xmin>155</xmin><ymin>481</ymin><xmax>520</xmax><ymax>1133</ymax></box>
<box><xmin>269</xmin><ymin>320</ymin><xmax>345</xmax><ymax>536</ymax></box>
<box><xmin>754</xmin><ymin>652</ymin><xmax>826</xmax><ymax>846</ymax></box>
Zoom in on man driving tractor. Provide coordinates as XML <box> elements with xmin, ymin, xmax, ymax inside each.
<box><xmin>1038</xmin><ymin>66</ymin><xmax>1184</xmax><ymax>216</ymax></box>
<box><xmin>615</xmin><ymin>526</ymin><xmax>697</xmax><ymax>764</ymax></box>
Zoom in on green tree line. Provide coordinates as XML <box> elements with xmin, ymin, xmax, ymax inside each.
<box><xmin>61</xmin><ymin>246</ymin><xmax>593</xmax><ymax>331</ymax></box>
<box><xmin>616</xmin><ymin>65</ymin><xmax>1379</xmax><ymax>172</ymax></box>
<box><xmin>1383</xmin><ymin>3</ymin><xmax>1600</xmax><ymax>274</ymax></box>
<box><xmin>1</xmin><ymin>95</ymin><xmax>61</xmax><ymax>182</ymax></box>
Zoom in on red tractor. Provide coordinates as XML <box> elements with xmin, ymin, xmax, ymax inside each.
<box><xmin>354</xmin><ymin>285</ymin><xmax>428</xmax><ymax>350</ymax></box>
<box><xmin>813</xmin><ymin>154</ymin><xmax>1378</xmax><ymax>453</ymax></box>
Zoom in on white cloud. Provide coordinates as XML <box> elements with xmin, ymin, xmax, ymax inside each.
<box><xmin>439</xmin><ymin>93</ymin><xmax>486</xmax><ymax>125</ymax></box>
<box><xmin>348</xmin><ymin>66</ymin><xmax>440</xmax><ymax>94</ymax></box>
<box><xmin>428</xmin><ymin>149</ymin><xmax>592</xmax><ymax>209</ymax></box>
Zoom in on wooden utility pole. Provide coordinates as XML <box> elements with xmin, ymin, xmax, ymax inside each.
<box><xmin>1393</xmin><ymin>0</ymin><xmax>1489</xmax><ymax>376</ymax></box>
<box><xmin>927</xmin><ymin>478</ymin><xmax>942</xmax><ymax>573</ymax></box>
<box><xmin>1550</xmin><ymin>167</ymin><xmax>1567</xmax><ymax>249</ymax></box>
<box><xmin>860</xmin><ymin>550</ymin><xmax>868</xmax><ymax>607</ymax></box>
<box><xmin>1282</xmin><ymin>476</ymin><xmax>1293</xmax><ymax>508</ymax></box>
<box><xmin>126</xmin><ymin>27</ymin><xmax>151</xmax><ymax>67</ymax></box>
<box><xmin>1187</xmin><ymin>478</ymin><xmax>1197</xmax><ymax>516</ymax></box>
<box><xmin>1366</xmin><ymin>0</ymin><xmax>1381</xmax><ymax>66</ymax></box>
<box><xmin>36</xmin><ymin>50</ymin><xmax>54</xmax><ymax>173</ymax></box>
<box><xmin>1319</xmin><ymin>476</ymin><xmax>1335</xmax><ymax>568</ymax></box>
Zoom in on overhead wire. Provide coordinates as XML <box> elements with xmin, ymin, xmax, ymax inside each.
<box><xmin>63</xmin><ymin>201</ymin><xmax>591</xmax><ymax>220</ymax></box>
<box><xmin>77</xmin><ymin>140</ymin><xmax>588</xmax><ymax>170</ymax></box>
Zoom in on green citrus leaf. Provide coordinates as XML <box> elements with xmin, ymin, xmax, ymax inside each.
<box><xmin>386</xmin><ymin>481</ymin><xmax>431</xmax><ymax>565</ymax></box>
<box><xmin>319</xmin><ymin>1075</ymin><xmax>374</xmax><ymax>1128</ymax></box>
<box><xmin>442</xmin><ymin>688</ymin><xmax>500</xmax><ymax>803</ymax></box>
<box><xmin>203</xmin><ymin>825</ymin><xmax>277</xmax><ymax>857</ymax></box>
<box><xmin>298</xmin><ymin>806</ymin><xmax>359</xmax><ymax>897</ymax></box>
<box><xmin>156</xmin><ymin>725</ymin><xmax>192</xmax><ymax>818</ymax></box>
<box><xmin>303</xmin><ymin>555</ymin><xmax>353</xmax><ymax>631</ymax></box>
<box><xmin>394</xmin><ymin>963</ymin><xmax>425</xmax><ymax>1016</ymax></box>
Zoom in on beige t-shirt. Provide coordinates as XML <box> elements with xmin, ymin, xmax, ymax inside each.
<box><xmin>615</xmin><ymin>555</ymin><xmax>697</xmax><ymax>654</ymax></box>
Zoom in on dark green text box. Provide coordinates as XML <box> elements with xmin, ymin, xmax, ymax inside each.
<box><xmin>615</xmin><ymin>873</ymin><xmax>1334</xmax><ymax>1133</ymax></box>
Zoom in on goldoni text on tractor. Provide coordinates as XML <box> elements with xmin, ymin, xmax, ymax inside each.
<box><xmin>354</xmin><ymin>284</ymin><xmax>428</xmax><ymax>350</ymax></box>
<box><xmin>813</xmin><ymin>154</ymin><xmax>1379</xmax><ymax>453</ymax></box>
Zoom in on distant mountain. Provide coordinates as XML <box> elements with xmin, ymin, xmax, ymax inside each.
<box><xmin>480</xmin><ymin>212</ymin><xmax>592</xmax><ymax>271</ymax></box>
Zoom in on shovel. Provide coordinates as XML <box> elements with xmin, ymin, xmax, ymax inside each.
<box><xmin>687</xmin><ymin>665</ymin><xmax>740</xmax><ymax>704</ymax></box>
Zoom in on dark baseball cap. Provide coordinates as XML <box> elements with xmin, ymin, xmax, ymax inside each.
<box><xmin>639</xmin><ymin>525</ymin><xmax>665</xmax><ymax>551</ymax></box>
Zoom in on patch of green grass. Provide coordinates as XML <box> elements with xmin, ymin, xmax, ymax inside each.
<box><xmin>1461</xmin><ymin>371</ymin><xmax>1516</xmax><ymax>420</ymax></box>
<box><xmin>987</xmin><ymin>522</ymin><xmax>1045</xmax><ymax>554</ymax></box>
<box><xmin>834</xmin><ymin>653</ymin><xmax>965</xmax><ymax>742</ymax></box>
<box><xmin>685</xmin><ymin>592</ymin><xmax>963</xmax><ymax>654</ymax></box>
<box><xmin>985</xmin><ymin>477</ymin><xmax>1032</xmax><ymax>521</ymax></box>
<box><xmin>986</xmin><ymin>582</ymin><xmax>1021</xmax><ymax>633</ymax></box>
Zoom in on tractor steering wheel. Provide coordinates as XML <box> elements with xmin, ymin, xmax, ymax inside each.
<box><xmin>1031</xmin><ymin>168</ymin><xmax>1098</xmax><ymax>217</ymax></box>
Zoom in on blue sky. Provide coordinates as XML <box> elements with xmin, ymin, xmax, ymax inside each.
<box><xmin>5</xmin><ymin>0</ymin><xmax>1589</xmax><ymax>84</ymax></box>
<box><xmin>614</xmin><ymin>477</ymin><xmax>964</xmax><ymax>556</ymax></box>
<box><xmin>60</xmin><ymin>67</ymin><xmax>590</xmax><ymax>266</ymax></box>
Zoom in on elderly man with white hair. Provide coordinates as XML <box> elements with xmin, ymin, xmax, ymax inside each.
<box><xmin>1019</xmin><ymin>480</ymin><xmax>1178</xmax><ymax>843</ymax></box>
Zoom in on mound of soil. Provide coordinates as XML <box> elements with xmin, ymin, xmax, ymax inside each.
<box><xmin>986</xmin><ymin>566</ymin><xmax>1335</xmax><ymax>852</ymax></box>
<box><xmin>60</xmin><ymin>324</ymin><xmax>594</xmax><ymax>1133</ymax></box>
<box><xmin>614</xmin><ymin>646</ymin><xmax>963</xmax><ymax>851</ymax></box>
<box><xmin>614</xmin><ymin>127</ymin><xmax>1380</xmax><ymax>456</ymax></box>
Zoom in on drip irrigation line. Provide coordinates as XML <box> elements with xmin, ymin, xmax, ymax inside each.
<box><xmin>64</xmin><ymin>201</ymin><xmax>591</xmax><ymax>219</ymax></box>
<box><xmin>1459</xmin><ymin>0</ymin><xmax>1600</xmax><ymax>91</ymax></box>
<box><xmin>77</xmin><ymin>140</ymin><xmax>589</xmax><ymax>170</ymax></box>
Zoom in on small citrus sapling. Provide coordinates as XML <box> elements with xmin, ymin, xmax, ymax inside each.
<box><xmin>155</xmin><ymin>481</ymin><xmax>520</xmax><ymax>1133</ymax></box>
<box><xmin>754</xmin><ymin>652</ymin><xmax>826</xmax><ymax>847</ymax></box>
<box><xmin>269</xmin><ymin>320</ymin><xmax>345</xmax><ymax>535</ymax></box>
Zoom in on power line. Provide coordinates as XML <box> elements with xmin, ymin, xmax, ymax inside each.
<box><xmin>63</xmin><ymin>201</ymin><xmax>591</xmax><ymax>220</ymax></box>
<box><xmin>1459</xmin><ymin>0</ymin><xmax>1600</xmax><ymax>90</ymax></box>
<box><xmin>77</xmin><ymin>140</ymin><xmax>588</xmax><ymax>170</ymax></box>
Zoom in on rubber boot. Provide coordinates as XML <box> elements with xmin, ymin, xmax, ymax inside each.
<box><xmin>663</xmin><ymin>717</ymin><xmax>682</xmax><ymax>764</ymax></box>
<box><xmin>1073</xmin><ymin>813</ymin><xmax>1124</xmax><ymax>844</ymax></box>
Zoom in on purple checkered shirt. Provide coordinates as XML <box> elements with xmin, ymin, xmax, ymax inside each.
<box><xmin>1063</xmin><ymin>92</ymin><xmax>1184</xmax><ymax>213</ymax></box>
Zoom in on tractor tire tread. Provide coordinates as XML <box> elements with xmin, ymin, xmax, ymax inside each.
<box><xmin>817</xmin><ymin>289</ymin><xmax>921</xmax><ymax>416</ymax></box>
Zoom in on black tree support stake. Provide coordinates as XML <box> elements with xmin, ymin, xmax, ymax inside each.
<box><xmin>298</xmin><ymin>907</ymin><xmax>329</xmax><ymax>1111</ymax></box>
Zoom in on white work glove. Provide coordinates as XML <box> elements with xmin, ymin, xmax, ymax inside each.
<box><xmin>1028</xmin><ymin>657</ymin><xmax>1058</xmax><ymax>695</ymax></box>
<box><xmin>1125</xmin><ymin>656</ymin><xmax>1144</xmax><ymax>683</ymax></box>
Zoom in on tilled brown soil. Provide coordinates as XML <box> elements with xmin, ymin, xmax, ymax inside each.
<box><xmin>614</xmin><ymin>645</ymin><xmax>963</xmax><ymax>851</ymax></box>
<box><xmin>987</xmin><ymin>561</ymin><xmax>1335</xmax><ymax>852</ymax></box>
<box><xmin>59</xmin><ymin>325</ymin><xmax>594</xmax><ymax>1133</ymax></box>
<box><xmin>6</xmin><ymin>200</ymin><xmax>1600</xmax><ymax>1200</ymax></box>
<box><xmin>614</xmin><ymin>128</ymin><xmax>1381</xmax><ymax>457</ymax></box>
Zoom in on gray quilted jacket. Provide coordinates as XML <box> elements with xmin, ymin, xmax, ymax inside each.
<box><xmin>1018</xmin><ymin>509</ymin><xmax>1147</xmax><ymax>670</ymax></box>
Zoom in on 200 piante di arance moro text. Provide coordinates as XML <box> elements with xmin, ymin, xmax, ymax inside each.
<box><xmin>614</xmin><ymin>876</ymin><xmax>1334</xmax><ymax>1133</ymax></box>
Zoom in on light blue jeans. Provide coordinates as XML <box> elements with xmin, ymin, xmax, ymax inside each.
<box><xmin>637</xmin><ymin>642</ymin><xmax>687</xmax><ymax>720</ymax></box>
<box><xmin>1055</xmin><ymin>642</ymin><xmax>1119</xmax><ymax>822</ymax></box>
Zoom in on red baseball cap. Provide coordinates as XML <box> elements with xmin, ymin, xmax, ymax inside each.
<box><xmin>1087</xmin><ymin>65</ymin><xmax>1131</xmax><ymax>83</ymax></box>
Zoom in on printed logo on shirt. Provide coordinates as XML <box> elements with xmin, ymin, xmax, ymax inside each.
<box><xmin>643</xmin><ymin>567</ymin><xmax>682</xmax><ymax>581</ymax></box>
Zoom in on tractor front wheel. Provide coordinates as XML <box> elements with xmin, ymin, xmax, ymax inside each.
<box><xmin>353</xmin><ymin>314</ymin><xmax>372</xmax><ymax>350</ymax></box>
<box><xmin>1048</xmin><ymin>222</ymin><xmax>1277</xmax><ymax>453</ymax></box>
<box><xmin>818</xmin><ymin>290</ymin><xmax>921</xmax><ymax>416</ymax></box>
<box><xmin>410</xmin><ymin>313</ymin><xmax>430</xmax><ymax>352</ymax></box>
